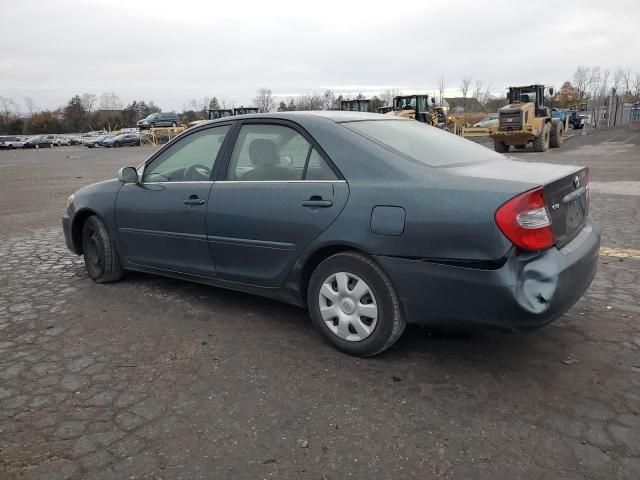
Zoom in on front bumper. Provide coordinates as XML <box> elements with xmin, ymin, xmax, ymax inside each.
<box><xmin>375</xmin><ymin>220</ymin><xmax>600</xmax><ymax>331</ymax></box>
<box><xmin>62</xmin><ymin>211</ymin><xmax>80</xmax><ymax>255</ymax></box>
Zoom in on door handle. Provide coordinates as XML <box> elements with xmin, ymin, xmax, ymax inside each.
<box><xmin>302</xmin><ymin>197</ymin><xmax>333</xmax><ymax>208</ymax></box>
<box><xmin>184</xmin><ymin>195</ymin><xmax>206</xmax><ymax>206</ymax></box>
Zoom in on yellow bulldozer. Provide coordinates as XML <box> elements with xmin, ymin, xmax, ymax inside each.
<box><xmin>489</xmin><ymin>85</ymin><xmax>564</xmax><ymax>153</ymax></box>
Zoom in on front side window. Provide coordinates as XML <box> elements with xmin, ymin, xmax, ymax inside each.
<box><xmin>143</xmin><ymin>125</ymin><xmax>230</xmax><ymax>182</ymax></box>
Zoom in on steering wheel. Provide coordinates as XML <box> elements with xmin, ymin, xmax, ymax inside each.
<box><xmin>184</xmin><ymin>164</ymin><xmax>212</xmax><ymax>181</ymax></box>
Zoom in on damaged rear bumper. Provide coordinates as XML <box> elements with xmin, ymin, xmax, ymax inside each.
<box><xmin>375</xmin><ymin>220</ymin><xmax>600</xmax><ymax>331</ymax></box>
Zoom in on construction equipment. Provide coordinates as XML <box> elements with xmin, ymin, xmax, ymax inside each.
<box><xmin>489</xmin><ymin>85</ymin><xmax>564</xmax><ymax>153</ymax></box>
<box><xmin>208</xmin><ymin>109</ymin><xmax>233</xmax><ymax>120</ymax></box>
<box><xmin>340</xmin><ymin>99</ymin><xmax>371</xmax><ymax>112</ymax></box>
<box><xmin>233</xmin><ymin>107</ymin><xmax>259</xmax><ymax>115</ymax></box>
<box><xmin>389</xmin><ymin>95</ymin><xmax>447</xmax><ymax>128</ymax></box>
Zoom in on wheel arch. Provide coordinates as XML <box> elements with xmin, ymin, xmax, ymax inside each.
<box><xmin>70</xmin><ymin>208</ymin><xmax>100</xmax><ymax>254</ymax></box>
<box><xmin>295</xmin><ymin>243</ymin><xmax>374</xmax><ymax>305</ymax></box>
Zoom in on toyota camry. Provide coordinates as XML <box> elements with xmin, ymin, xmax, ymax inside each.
<box><xmin>63</xmin><ymin>112</ymin><xmax>599</xmax><ymax>356</ymax></box>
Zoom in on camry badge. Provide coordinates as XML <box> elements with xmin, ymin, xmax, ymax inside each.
<box><xmin>573</xmin><ymin>176</ymin><xmax>580</xmax><ymax>189</ymax></box>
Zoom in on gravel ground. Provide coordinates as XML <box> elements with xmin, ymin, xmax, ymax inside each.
<box><xmin>0</xmin><ymin>129</ymin><xmax>639</xmax><ymax>479</ymax></box>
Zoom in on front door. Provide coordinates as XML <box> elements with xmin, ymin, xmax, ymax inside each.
<box><xmin>115</xmin><ymin>124</ymin><xmax>231</xmax><ymax>277</ymax></box>
<box><xmin>207</xmin><ymin>122</ymin><xmax>348</xmax><ymax>287</ymax></box>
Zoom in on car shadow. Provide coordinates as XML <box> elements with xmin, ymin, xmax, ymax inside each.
<box><xmin>115</xmin><ymin>271</ymin><xmax>548</xmax><ymax>377</ymax></box>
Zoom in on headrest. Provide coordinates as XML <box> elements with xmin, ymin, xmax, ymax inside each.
<box><xmin>249</xmin><ymin>138</ymin><xmax>279</xmax><ymax>167</ymax></box>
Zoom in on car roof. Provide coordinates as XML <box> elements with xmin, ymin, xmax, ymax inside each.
<box><xmin>197</xmin><ymin>110</ymin><xmax>407</xmax><ymax>127</ymax></box>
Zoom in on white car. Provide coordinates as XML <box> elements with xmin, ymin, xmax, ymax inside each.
<box><xmin>473</xmin><ymin>114</ymin><xmax>499</xmax><ymax>128</ymax></box>
<box><xmin>0</xmin><ymin>136</ymin><xmax>26</xmax><ymax>149</ymax></box>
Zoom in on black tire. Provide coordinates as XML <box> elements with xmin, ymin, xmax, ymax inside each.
<box><xmin>171</xmin><ymin>122</ymin><xmax>177</xmax><ymax>127</ymax></box>
<box><xmin>515</xmin><ymin>144</ymin><xmax>527</xmax><ymax>150</ymax></box>
<box><xmin>493</xmin><ymin>141</ymin><xmax>510</xmax><ymax>153</ymax></box>
<box><xmin>114</xmin><ymin>141</ymin><xmax>120</xmax><ymax>148</ymax></box>
<box><xmin>81</xmin><ymin>215</ymin><xmax>124</xmax><ymax>283</ymax></box>
<box><xmin>150</xmin><ymin>123</ymin><xmax>155</xmax><ymax>128</ymax></box>
<box><xmin>533</xmin><ymin>123</ymin><xmax>550</xmax><ymax>152</ymax></box>
<box><xmin>9</xmin><ymin>145</ymin><xmax>14</xmax><ymax>149</ymax></box>
<box><xmin>93</xmin><ymin>142</ymin><xmax>99</xmax><ymax>148</ymax></box>
<box><xmin>550</xmin><ymin>121</ymin><xmax>564</xmax><ymax>148</ymax></box>
<box><xmin>307</xmin><ymin>251</ymin><xmax>405</xmax><ymax>356</ymax></box>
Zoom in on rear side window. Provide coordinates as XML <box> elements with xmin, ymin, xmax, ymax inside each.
<box><xmin>226</xmin><ymin>124</ymin><xmax>337</xmax><ymax>181</ymax></box>
<box><xmin>345</xmin><ymin>120</ymin><xmax>504</xmax><ymax>167</ymax></box>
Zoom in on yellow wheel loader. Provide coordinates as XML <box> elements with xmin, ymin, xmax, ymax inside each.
<box><xmin>489</xmin><ymin>85</ymin><xmax>564</xmax><ymax>153</ymax></box>
<box><xmin>388</xmin><ymin>95</ymin><xmax>447</xmax><ymax>128</ymax></box>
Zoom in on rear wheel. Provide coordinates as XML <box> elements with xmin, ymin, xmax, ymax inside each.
<box><xmin>114</xmin><ymin>141</ymin><xmax>121</xmax><ymax>148</ymax></box>
<box><xmin>493</xmin><ymin>141</ymin><xmax>510</xmax><ymax>153</ymax></box>
<box><xmin>515</xmin><ymin>144</ymin><xmax>527</xmax><ymax>150</ymax></box>
<box><xmin>35</xmin><ymin>144</ymin><xmax>40</xmax><ymax>149</ymax></box>
<box><xmin>550</xmin><ymin>121</ymin><xmax>564</xmax><ymax>148</ymax></box>
<box><xmin>533</xmin><ymin>124</ymin><xmax>550</xmax><ymax>152</ymax></box>
<box><xmin>308</xmin><ymin>251</ymin><xmax>405</xmax><ymax>356</ymax></box>
<box><xmin>171</xmin><ymin>122</ymin><xmax>177</xmax><ymax>127</ymax></box>
<box><xmin>81</xmin><ymin>215</ymin><xmax>124</xmax><ymax>283</ymax></box>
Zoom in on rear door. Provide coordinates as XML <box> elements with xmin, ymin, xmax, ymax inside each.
<box><xmin>207</xmin><ymin>120</ymin><xmax>348</xmax><ymax>287</ymax></box>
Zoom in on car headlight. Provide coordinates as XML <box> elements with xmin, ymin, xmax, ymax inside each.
<box><xmin>66</xmin><ymin>193</ymin><xmax>75</xmax><ymax>208</ymax></box>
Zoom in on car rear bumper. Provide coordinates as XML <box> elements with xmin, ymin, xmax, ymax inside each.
<box><xmin>375</xmin><ymin>220</ymin><xmax>600</xmax><ymax>331</ymax></box>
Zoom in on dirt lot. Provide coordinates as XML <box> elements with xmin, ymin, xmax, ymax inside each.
<box><xmin>1</xmin><ymin>129</ymin><xmax>639</xmax><ymax>479</ymax></box>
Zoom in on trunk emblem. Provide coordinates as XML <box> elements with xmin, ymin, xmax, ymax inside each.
<box><xmin>573</xmin><ymin>176</ymin><xmax>580</xmax><ymax>189</ymax></box>
<box><xmin>551</xmin><ymin>203</ymin><xmax>560</xmax><ymax>210</ymax></box>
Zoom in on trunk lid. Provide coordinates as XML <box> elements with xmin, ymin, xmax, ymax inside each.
<box><xmin>444</xmin><ymin>159</ymin><xmax>589</xmax><ymax>248</ymax></box>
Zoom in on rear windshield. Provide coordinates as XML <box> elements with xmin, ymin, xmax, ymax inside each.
<box><xmin>344</xmin><ymin>120</ymin><xmax>504</xmax><ymax>167</ymax></box>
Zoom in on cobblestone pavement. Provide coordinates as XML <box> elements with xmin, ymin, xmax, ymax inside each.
<box><xmin>0</xmin><ymin>131</ymin><xmax>639</xmax><ymax>479</ymax></box>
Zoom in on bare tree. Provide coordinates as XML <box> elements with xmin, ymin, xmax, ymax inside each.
<box><xmin>254</xmin><ymin>88</ymin><xmax>274</xmax><ymax>113</ymax></box>
<box><xmin>615</xmin><ymin>67</ymin><xmax>632</xmax><ymax>98</ymax></box>
<box><xmin>460</xmin><ymin>76</ymin><xmax>472</xmax><ymax>111</ymax></box>
<box><xmin>599</xmin><ymin>69</ymin><xmax>611</xmax><ymax>98</ymax></box>
<box><xmin>24</xmin><ymin>97</ymin><xmax>36</xmax><ymax>116</ymax></box>
<box><xmin>612</xmin><ymin>67</ymin><xmax>625</xmax><ymax>96</ymax></box>
<box><xmin>573</xmin><ymin>66</ymin><xmax>591</xmax><ymax>100</ymax></box>
<box><xmin>80</xmin><ymin>93</ymin><xmax>97</xmax><ymax>115</ymax></box>
<box><xmin>99</xmin><ymin>92</ymin><xmax>122</xmax><ymax>110</ymax></box>
<box><xmin>633</xmin><ymin>73</ymin><xmax>640</xmax><ymax>98</ymax></box>
<box><xmin>220</xmin><ymin>98</ymin><xmax>236</xmax><ymax>109</ymax></box>
<box><xmin>436</xmin><ymin>75</ymin><xmax>447</xmax><ymax>106</ymax></box>
<box><xmin>0</xmin><ymin>96</ymin><xmax>16</xmax><ymax>121</ymax></box>
<box><xmin>473</xmin><ymin>80</ymin><xmax>483</xmax><ymax>102</ymax></box>
<box><xmin>381</xmin><ymin>88</ymin><xmax>399</xmax><ymax>107</ymax></box>
<box><xmin>321</xmin><ymin>90</ymin><xmax>336</xmax><ymax>110</ymax></box>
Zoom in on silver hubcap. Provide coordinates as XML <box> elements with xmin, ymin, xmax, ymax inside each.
<box><xmin>318</xmin><ymin>272</ymin><xmax>378</xmax><ymax>342</ymax></box>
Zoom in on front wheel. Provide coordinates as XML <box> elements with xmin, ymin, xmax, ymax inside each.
<box><xmin>308</xmin><ymin>251</ymin><xmax>405</xmax><ymax>356</ymax></box>
<box><xmin>493</xmin><ymin>141</ymin><xmax>510</xmax><ymax>153</ymax></box>
<box><xmin>113</xmin><ymin>142</ymin><xmax>120</xmax><ymax>148</ymax></box>
<box><xmin>81</xmin><ymin>215</ymin><xmax>124</xmax><ymax>283</ymax></box>
<box><xmin>171</xmin><ymin>122</ymin><xmax>177</xmax><ymax>127</ymax></box>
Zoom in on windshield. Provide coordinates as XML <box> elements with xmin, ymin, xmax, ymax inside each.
<box><xmin>345</xmin><ymin>120</ymin><xmax>505</xmax><ymax>167</ymax></box>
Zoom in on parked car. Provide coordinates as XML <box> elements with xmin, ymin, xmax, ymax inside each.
<box><xmin>66</xmin><ymin>136</ymin><xmax>83</xmax><ymax>145</ymax></box>
<box><xmin>84</xmin><ymin>135</ymin><xmax>114</xmax><ymax>148</ymax></box>
<box><xmin>23</xmin><ymin>135</ymin><xmax>52</xmax><ymax>148</ymax></box>
<box><xmin>102</xmin><ymin>133</ymin><xmax>141</xmax><ymax>148</ymax></box>
<box><xmin>0</xmin><ymin>136</ymin><xmax>26</xmax><ymax>149</ymax></box>
<box><xmin>63</xmin><ymin>112</ymin><xmax>599</xmax><ymax>356</ymax></box>
<box><xmin>473</xmin><ymin>114</ymin><xmax>498</xmax><ymax>128</ymax></box>
<box><xmin>136</xmin><ymin>112</ymin><xmax>179</xmax><ymax>129</ymax></box>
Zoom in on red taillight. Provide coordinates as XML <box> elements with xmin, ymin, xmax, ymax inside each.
<box><xmin>495</xmin><ymin>187</ymin><xmax>554</xmax><ymax>252</ymax></box>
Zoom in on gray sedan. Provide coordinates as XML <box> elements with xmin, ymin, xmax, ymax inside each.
<box><xmin>62</xmin><ymin>112</ymin><xmax>599</xmax><ymax>356</ymax></box>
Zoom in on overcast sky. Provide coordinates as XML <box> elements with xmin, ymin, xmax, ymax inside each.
<box><xmin>1</xmin><ymin>0</ymin><xmax>638</xmax><ymax>112</ymax></box>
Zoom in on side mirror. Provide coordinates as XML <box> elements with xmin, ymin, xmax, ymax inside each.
<box><xmin>549</xmin><ymin>87</ymin><xmax>554</xmax><ymax>96</ymax></box>
<box><xmin>431</xmin><ymin>98</ymin><xmax>435</xmax><ymax>104</ymax></box>
<box><xmin>118</xmin><ymin>166</ymin><xmax>138</xmax><ymax>183</ymax></box>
